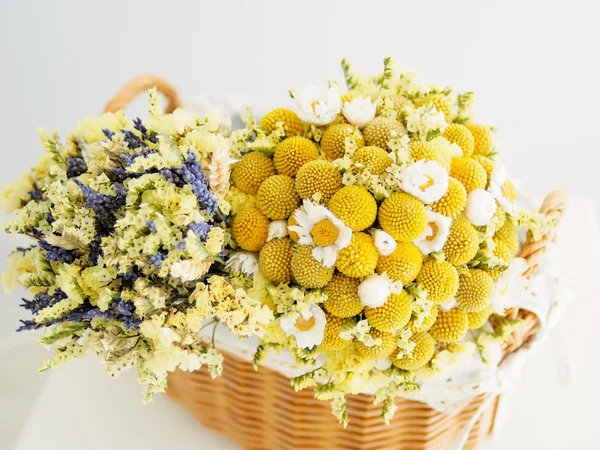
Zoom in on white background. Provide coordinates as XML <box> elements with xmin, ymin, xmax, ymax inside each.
<box><xmin>1</xmin><ymin>1</ymin><xmax>600</xmax><ymax>449</ymax></box>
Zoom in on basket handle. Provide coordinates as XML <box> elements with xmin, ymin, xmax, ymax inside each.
<box><xmin>103</xmin><ymin>74</ymin><xmax>183</xmax><ymax>114</ymax></box>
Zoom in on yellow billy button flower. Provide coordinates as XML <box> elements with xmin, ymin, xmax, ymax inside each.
<box><xmin>231</xmin><ymin>205</ymin><xmax>270</xmax><ymax>251</ymax></box>
<box><xmin>258</xmin><ymin>238</ymin><xmax>293</xmax><ymax>284</ymax></box>
<box><xmin>362</xmin><ymin>117</ymin><xmax>407</xmax><ymax>149</ymax></box>
<box><xmin>393</xmin><ymin>332</ymin><xmax>436</xmax><ymax>370</ymax></box>
<box><xmin>295</xmin><ymin>160</ymin><xmax>343</xmax><ymax>200</ymax></box>
<box><xmin>328</xmin><ymin>185</ymin><xmax>377</xmax><ymax>232</ymax></box>
<box><xmin>466</xmin><ymin>124</ymin><xmax>493</xmax><ymax>156</ymax></box>
<box><xmin>356</xmin><ymin>329</ymin><xmax>397</xmax><ymax>359</ymax></box>
<box><xmin>430</xmin><ymin>177</ymin><xmax>467</xmax><ymax>219</ymax></box>
<box><xmin>408</xmin><ymin>305</ymin><xmax>439</xmax><ymax>333</ymax></box>
<box><xmin>442</xmin><ymin>124</ymin><xmax>475</xmax><ymax>157</ymax></box>
<box><xmin>450</xmin><ymin>157</ymin><xmax>487</xmax><ymax>193</ymax></box>
<box><xmin>416</xmin><ymin>260</ymin><xmax>459</xmax><ymax>304</ymax></box>
<box><xmin>456</xmin><ymin>269</ymin><xmax>494</xmax><ymax>313</ymax></box>
<box><xmin>321</xmin><ymin>123</ymin><xmax>365</xmax><ymax>160</ymax></box>
<box><xmin>376</xmin><ymin>241</ymin><xmax>423</xmax><ymax>285</ymax></box>
<box><xmin>231</xmin><ymin>151</ymin><xmax>275</xmax><ymax>195</ymax></box>
<box><xmin>381</xmin><ymin>94</ymin><xmax>415</xmax><ymax>118</ymax></box>
<box><xmin>494</xmin><ymin>219</ymin><xmax>519</xmax><ymax>256</ymax></box>
<box><xmin>353</xmin><ymin>146</ymin><xmax>393</xmax><ymax>175</ymax></box>
<box><xmin>259</xmin><ymin>108</ymin><xmax>305</xmax><ymax>137</ymax></box>
<box><xmin>400</xmin><ymin>160</ymin><xmax>449</xmax><ymax>204</ymax></box>
<box><xmin>429</xmin><ymin>308</ymin><xmax>469</xmax><ymax>343</ymax></box>
<box><xmin>467</xmin><ymin>306</ymin><xmax>493</xmax><ymax>329</ymax></box>
<box><xmin>409</xmin><ymin>140</ymin><xmax>439</xmax><ymax>162</ymax></box>
<box><xmin>291</xmin><ymin>245</ymin><xmax>335</xmax><ymax>288</ymax></box>
<box><xmin>280</xmin><ymin>305</ymin><xmax>327</xmax><ymax>349</ymax></box>
<box><xmin>378</xmin><ymin>192</ymin><xmax>428</xmax><ymax>242</ymax></box>
<box><xmin>364</xmin><ymin>290</ymin><xmax>413</xmax><ymax>332</ymax></box>
<box><xmin>320</xmin><ymin>314</ymin><xmax>351</xmax><ymax>350</ymax></box>
<box><xmin>413</xmin><ymin>207</ymin><xmax>452</xmax><ymax>255</ymax></box>
<box><xmin>414</xmin><ymin>93</ymin><xmax>452</xmax><ymax>122</ymax></box>
<box><xmin>443</xmin><ymin>219</ymin><xmax>479</xmax><ymax>266</ymax></box>
<box><xmin>323</xmin><ymin>273</ymin><xmax>364</xmax><ymax>318</ymax></box>
<box><xmin>473</xmin><ymin>154</ymin><xmax>494</xmax><ymax>186</ymax></box>
<box><xmin>336</xmin><ymin>232</ymin><xmax>379</xmax><ymax>278</ymax></box>
<box><xmin>273</xmin><ymin>136</ymin><xmax>319</xmax><ymax>177</ymax></box>
<box><xmin>257</xmin><ymin>175</ymin><xmax>300</xmax><ymax>220</ymax></box>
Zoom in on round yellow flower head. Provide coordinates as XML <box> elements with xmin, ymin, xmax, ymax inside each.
<box><xmin>335</xmin><ymin>232</ymin><xmax>379</xmax><ymax>278</ymax></box>
<box><xmin>323</xmin><ymin>272</ymin><xmax>364</xmax><ymax>318</ymax></box>
<box><xmin>384</xmin><ymin>94</ymin><xmax>415</xmax><ymax>118</ymax></box>
<box><xmin>320</xmin><ymin>314</ymin><xmax>351</xmax><ymax>350</ymax></box>
<box><xmin>378</xmin><ymin>192</ymin><xmax>428</xmax><ymax>242</ymax></box>
<box><xmin>456</xmin><ymin>269</ymin><xmax>494</xmax><ymax>313</ymax></box>
<box><xmin>274</xmin><ymin>137</ymin><xmax>319</xmax><ymax>177</ymax></box>
<box><xmin>442</xmin><ymin>124</ymin><xmax>475</xmax><ymax>157</ymax></box>
<box><xmin>259</xmin><ymin>108</ymin><xmax>304</xmax><ymax>137</ymax></box>
<box><xmin>472</xmin><ymin>155</ymin><xmax>494</xmax><ymax>186</ymax></box>
<box><xmin>414</xmin><ymin>94</ymin><xmax>452</xmax><ymax>121</ymax></box>
<box><xmin>353</xmin><ymin>146</ymin><xmax>393</xmax><ymax>175</ymax></box>
<box><xmin>258</xmin><ymin>238</ymin><xmax>293</xmax><ymax>284</ymax></box>
<box><xmin>494</xmin><ymin>219</ymin><xmax>519</xmax><ymax>256</ymax></box>
<box><xmin>363</xmin><ymin>117</ymin><xmax>407</xmax><ymax>149</ymax></box>
<box><xmin>295</xmin><ymin>160</ymin><xmax>343</xmax><ymax>200</ymax></box>
<box><xmin>291</xmin><ymin>245</ymin><xmax>335</xmax><ymax>288</ymax></box>
<box><xmin>442</xmin><ymin>219</ymin><xmax>479</xmax><ymax>266</ymax></box>
<box><xmin>355</xmin><ymin>329</ymin><xmax>397</xmax><ymax>359</ymax></box>
<box><xmin>408</xmin><ymin>306</ymin><xmax>439</xmax><ymax>333</ymax></box>
<box><xmin>429</xmin><ymin>308</ymin><xmax>469</xmax><ymax>343</ymax></box>
<box><xmin>364</xmin><ymin>290</ymin><xmax>413</xmax><ymax>332</ymax></box>
<box><xmin>376</xmin><ymin>242</ymin><xmax>423</xmax><ymax>285</ymax></box>
<box><xmin>393</xmin><ymin>332</ymin><xmax>436</xmax><ymax>370</ymax></box>
<box><xmin>257</xmin><ymin>175</ymin><xmax>300</xmax><ymax>220</ymax></box>
<box><xmin>231</xmin><ymin>205</ymin><xmax>270</xmax><ymax>251</ymax></box>
<box><xmin>450</xmin><ymin>157</ymin><xmax>487</xmax><ymax>193</ymax></box>
<box><xmin>416</xmin><ymin>259</ymin><xmax>459</xmax><ymax>304</ymax></box>
<box><xmin>493</xmin><ymin>238</ymin><xmax>514</xmax><ymax>265</ymax></box>
<box><xmin>328</xmin><ymin>185</ymin><xmax>377</xmax><ymax>231</ymax></box>
<box><xmin>467</xmin><ymin>306</ymin><xmax>493</xmax><ymax>329</ymax></box>
<box><xmin>430</xmin><ymin>177</ymin><xmax>467</xmax><ymax>219</ymax></box>
<box><xmin>466</xmin><ymin>124</ymin><xmax>493</xmax><ymax>156</ymax></box>
<box><xmin>409</xmin><ymin>141</ymin><xmax>438</xmax><ymax>162</ymax></box>
<box><xmin>321</xmin><ymin>124</ymin><xmax>365</xmax><ymax>160</ymax></box>
<box><xmin>231</xmin><ymin>152</ymin><xmax>275</xmax><ymax>195</ymax></box>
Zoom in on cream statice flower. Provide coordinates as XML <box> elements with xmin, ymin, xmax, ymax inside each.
<box><xmin>279</xmin><ymin>304</ymin><xmax>326</xmax><ymax>349</ymax></box>
<box><xmin>491</xmin><ymin>257</ymin><xmax>528</xmax><ymax>314</ymax></box>
<box><xmin>1</xmin><ymin>172</ymin><xmax>35</xmax><ymax>214</ymax></box>
<box><xmin>170</xmin><ymin>260</ymin><xmax>212</xmax><ymax>282</ymax></box>
<box><xmin>358</xmin><ymin>272</ymin><xmax>403</xmax><ymax>308</ymax></box>
<box><xmin>342</xmin><ymin>96</ymin><xmax>376</xmax><ymax>128</ymax></box>
<box><xmin>372</xmin><ymin>229</ymin><xmax>397</xmax><ymax>256</ymax></box>
<box><xmin>226</xmin><ymin>252</ymin><xmax>259</xmax><ymax>277</ymax></box>
<box><xmin>465</xmin><ymin>189</ymin><xmax>497</xmax><ymax>226</ymax></box>
<box><xmin>413</xmin><ymin>207</ymin><xmax>451</xmax><ymax>254</ymax></box>
<box><xmin>405</xmin><ymin>105</ymin><xmax>447</xmax><ymax>140</ymax></box>
<box><xmin>288</xmin><ymin>200</ymin><xmax>352</xmax><ymax>268</ymax></box>
<box><xmin>292</xmin><ymin>84</ymin><xmax>342</xmax><ymax>126</ymax></box>
<box><xmin>488</xmin><ymin>164</ymin><xmax>514</xmax><ymax>214</ymax></box>
<box><xmin>267</xmin><ymin>220</ymin><xmax>289</xmax><ymax>241</ymax></box>
<box><xmin>400</xmin><ymin>160</ymin><xmax>449</xmax><ymax>204</ymax></box>
<box><xmin>428</xmin><ymin>136</ymin><xmax>463</xmax><ymax>168</ymax></box>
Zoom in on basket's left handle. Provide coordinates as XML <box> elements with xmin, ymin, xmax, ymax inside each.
<box><xmin>103</xmin><ymin>74</ymin><xmax>183</xmax><ymax>114</ymax></box>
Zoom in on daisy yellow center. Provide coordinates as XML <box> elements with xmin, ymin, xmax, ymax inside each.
<box><xmin>419</xmin><ymin>174</ymin><xmax>435</xmax><ymax>192</ymax></box>
<box><xmin>311</xmin><ymin>219</ymin><xmax>340</xmax><ymax>247</ymax></box>
<box><xmin>294</xmin><ymin>316</ymin><xmax>316</xmax><ymax>331</ymax></box>
<box><xmin>426</xmin><ymin>222</ymin><xmax>440</xmax><ymax>242</ymax></box>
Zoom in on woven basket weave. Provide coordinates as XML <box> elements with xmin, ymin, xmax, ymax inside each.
<box><xmin>107</xmin><ymin>76</ymin><xmax>568</xmax><ymax>450</ymax></box>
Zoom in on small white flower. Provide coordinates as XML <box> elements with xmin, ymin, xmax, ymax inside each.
<box><xmin>492</xmin><ymin>257</ymin><xmax>528</xmax><ymax>314</ymax></box>
<box><xmin>372</xmin><ymin>229</ymin><xmax>397</xmax><ymax>256</ymax></box>
<box><xmin>170</xmin><ymin>260</ymin><xmax>212</xmax><ymax>282</ymax></box>
<box><xmin>279</xmin><ymin>304</ymin><xmax>326</xmax><ymax>349</ymax></box>
<box><xmin>488</xmin><ymin>164</ymin><xmax>514</xmax><ymax>215</ymax></box>
<box><xmin>374</xmin><ymin>358</ymin><xmax>393</xmax><ymax>371</ymax></box>
<box><xmin>465</xmin><ymin>189</ymin><xmax>497</xmax><ymax>226</ymax></box>
<box><xmin>225</xmin><ymin>251</ymin><xmax>259</xmax><ymax>277</ymax></box>
<box><xmin>400</xmin><ymin>160</ymin><xmax>449</xmax><ymax>204</ymax></box>
<box><xmin>293</xmin><ymin>84</ymin><xmax>342</xmax><ymax>126</ymax></box>
<box><xmin>358</xmin><ymin>272</ymin><xmax>403</xmax><ymax>308</ymax></box>
<box><xmin>439</xmin><ymin>298</ymin><xmax>458</xmax><ymax>311</ymax></box>
<box><xmin>342</xmin><ymin>96</ymin><xmax>377</xmax><ymax>128</ymax></box>
<box><xmin>405</xmin><ymin>105</ymin><xmax>448</xmax><ymax>140</ymax></box>
<box><xmin>413</xmin><ymin>208</ymin><xmax>451</xmax><ymax>255</ymax></box>
<box><xmin>267</xmin><ymin>220</ymin><xmax>289</xmax><ymax>241</ymax></box>
<box><xmin>288</xmin><ymin>200</ymin><xmax>352</xmax><ymax>268</ymax></box>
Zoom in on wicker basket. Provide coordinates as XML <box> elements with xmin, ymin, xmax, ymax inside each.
<box><xmin>106</xmin><ymin>76</ymin><xmax>568</xmax><ymax>450</ymax></box>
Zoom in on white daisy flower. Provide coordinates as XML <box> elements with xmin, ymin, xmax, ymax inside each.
<box><xmin>413</xmin><ymin>207</ymin><xmax>451</xmax><ymax>255</ymax></box>
<box><xmin>225</xmin><ymin>251</ymin><xmax>259</xmax><ymax>277</ymax></box>
<box><xmin>267</xmin><ymin>220</ymin><xmax>289</xmax><ymax>241</ymax></box>
<box><xmin>372</xmin><ymin>229</ymin><xmax>397</xmax><ymax>256</ymax></box>
<box><xmin>342</xmin><ymin>96</ymin><xmax>377</xmax><ymax>128</ymax></box>
<box><xmin>292</xmin><ymin>84</ymin><xmax>342</xmax><ymax>126</ymax></box>
<box><xmin>465</xmin><ymin>189</ymin><xmax>497</xmax><ymax>226</ymax></box>
<box><xmin>488</xmin><ymin>164</ymin><xmax>514</xmax><ymax>215</ymax></box>
<box><xmin>288</xmin><ymin>200</ymin><xmax>352</xmax><ymax>268</ymax></box>
<box><xmin>279</xmin><ymin>304</ymin><xmax>326</xmax><ymax>349</ymax></box>
<box><xmin>491</xmin><ymin>257</ymin><xmax>528</xmax><ymax>314</ymax></box>
<box><xmin>400</xmin><ymin>160</ymin><xmax>449</xmax><ymax>204</ymax></box>
<box><xmin>358</xmin><ymin>272</ymin><xmax>403</xmax><ymax>308</ymax></box>
<box><xmin>170</xmin><ymin>260</ymin><xmax>212</xmax><ymax>282</ymax></box>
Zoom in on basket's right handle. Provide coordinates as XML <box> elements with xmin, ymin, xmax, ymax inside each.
<box><xmin>103</xmin><ymin>74</ymin><xmax>183</xmax><ymax>114</ymax></box>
